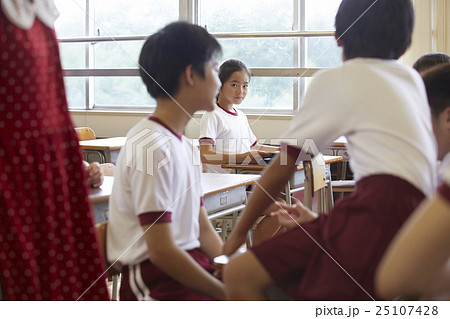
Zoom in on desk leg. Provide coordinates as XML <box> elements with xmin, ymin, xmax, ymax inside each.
<box><xmin>303</xmin><ymin>162</ymin><xmax>313</xmax><ymax>209</ymax></box>
<box><xmin>285</xmin><ymin>182</ymin><xmax>291</xmax><ymax>205</ymax></box>
<box><xmin>326</xmin><ymin>174</ymin><xmax>334</xmax><ymax>213</ymax></box>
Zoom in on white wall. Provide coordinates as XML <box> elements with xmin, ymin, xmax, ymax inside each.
<box><xmin>71</xmin><ymin>111</ymin><xmax>292</xmax><ymax>140</ymax></box>
<box><xmin>402</xmin><ymin>0</ymin><xmax>450</xmax><ymax>65</ymax></box>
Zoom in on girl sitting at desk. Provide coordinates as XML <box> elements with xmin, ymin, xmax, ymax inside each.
<box><xmin>199</xmin><ymin>59</ymin><xmax>278</xmax><ymax>173</ymax></box>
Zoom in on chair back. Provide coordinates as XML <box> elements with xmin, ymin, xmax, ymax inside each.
<box><xmin>303</xmin><ymin>156</ymin><xmax>327</xmax><ymax>210</ymax></box>
<box><xmin>75</xmin><ymin>127</ymin><xmax>96</xmax><ymax>141</ymax></box>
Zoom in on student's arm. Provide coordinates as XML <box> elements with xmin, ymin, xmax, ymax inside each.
<box><xmin>252</xmin><ymin>143</ymin><xmax>280</xmax><ymax>153</ymax></box>
<box><xmin>375</xmin><ymin>195</ymin><xmax>450</xmax><ymax>300</ymax></box>
<box><xmin>198</xmin><ymin>205</ymin><xmax>223</xmax><ymax>261</ymax></box>
<box><xmin>200</xmin><ymin>143</ymin><xmax>269</xmax><ymax>165</ymax></box>
<box><xmin>223</xmin><ymin>152</ymin><xmax>298</xmax><ymax>256</ymax></box>
<box><xmin>141</xmin><ymin>222</ymin><xmax>226</xmax><ymax>300</ymax></box>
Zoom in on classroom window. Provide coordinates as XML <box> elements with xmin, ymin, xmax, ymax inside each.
<box><xmin>54</xmin><ymin>0</ymin><xmax>342</xmax><ymax>113</ymax></box>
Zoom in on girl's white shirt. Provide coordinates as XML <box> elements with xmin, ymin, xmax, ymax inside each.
<box><xmin>1</xmin><ymin>0</ymin><xmax>59</xmax><ymax>29</ymax></box>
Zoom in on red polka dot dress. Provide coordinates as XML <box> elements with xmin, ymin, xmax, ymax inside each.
<box><xmin>0</xmin><ymin>2</ymin><xmax>109</xmax><ymax>300</ymax></box>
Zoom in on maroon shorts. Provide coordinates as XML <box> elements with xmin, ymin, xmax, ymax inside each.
<box><xmin>251</xmin><ymin>174</ymin><xmax>425</xmax><ymax>300</ymax></box>
<box><xmin>120</xmin><ymin>248</ymin><xmax>216</xmax><ymax>300</ymax></box>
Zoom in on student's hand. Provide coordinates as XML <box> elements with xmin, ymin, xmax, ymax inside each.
<box><xmin>85</xmin><ymin>162</ymin><xmax>104</xmax><ymax>188</ymax></box>
<box><xmin>262</xmin><ymin>199</ymin><xmax>286</xmax><ymax>216</ymax></box>
<box><xmin>270</xmin><ymin>200</ymin><xmax>318</xmax><ymax>231</ymax></box>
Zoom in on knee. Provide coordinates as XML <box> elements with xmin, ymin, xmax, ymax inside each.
<box><xmin>223</xmin><ymin>253</ymin><xmax>246</xmax><ymax>299</ymax></box>
<box><xmin>223</xmin><ymin>251</ymin><xmax>272</xmax><ymax>300</ymax></box>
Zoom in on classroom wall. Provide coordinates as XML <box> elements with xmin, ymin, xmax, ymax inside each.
<box><xmin>402</xmin><ymin>0</ymin><xmax>449</xmax><ymax>65</ymax></box>
<box><xmin>70</xmin><ymin>0</ymin><xmax>449</xmax><ymax>140</ymax></box>
<box><xmin>70</xmin><ymin>111</ymin><xmax>292</xmax><ymax>140</ymax></box>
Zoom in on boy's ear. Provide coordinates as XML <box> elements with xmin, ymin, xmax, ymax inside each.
<box><xmin>182</xmin><ymin>64</ymin><xmax>195</xmax><ymax>87</ymax></box>
<box><xmin>334</xmin><ymin>32</ymin><xmax>343</xmax><ymax>47</ymax></box>
<box><xmin>444</xmin><ymin>106</ymin><xmax>450</xmax><ymax>129</ymax></box>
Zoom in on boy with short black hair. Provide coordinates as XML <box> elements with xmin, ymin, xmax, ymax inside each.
<box><xmin>422</xmin><ymin>63</ymin><xmax>450</xmax><ymax>161</ymax></box>
<box><xmin>107</xmin><ymin>21</ymin><xmax>225</xmax><ymax>300</ymax></box>
<box><xmin>223</xmin><ymin>0</ymin><xmax>437</xmax><ymax>300</ymax></box>
<box><xmin>413</xmin><ymin>53</ymin><xmax>450</xmax><ymax>73</ymax></box>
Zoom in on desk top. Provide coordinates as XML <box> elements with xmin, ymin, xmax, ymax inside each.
<box><xmin>79</xmin><ymin>137</ymin><xmax>127</xmax><ymax>150</ymax></box>
<box><xmin>202</xmin><ymin>173</ymin><xmax>260</xmax><ymax>197</ymax></box>
<box><xmin>89</xmin><ymin>174</ymin><xmax>260</xmax><ymax>203</ymax></box>
<box><xmin>221</xmin><ymin>155</ymin><xmax>343</xmax><ymax>171</ymax></box>
<box><xmin>89</xmin><ymin>176</ymin><xmax>114</xmax><ymax>204</ymax></box>
<box><xmin>331</xmin><ymin>136</ymin><xmax>347</xmax><ymax>148</ymax></box>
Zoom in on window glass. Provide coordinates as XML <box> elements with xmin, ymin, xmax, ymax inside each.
<box><xmin>305</xmin><ymin>0</ymin><xmax>342</xmax><ymax>31</ymax></box>
<box><xmin>218</xmin><ymin>38</ymin><xmax>294</xmax><ymax>68</ymax></box>
<box><xmin>59</xmin><ymin>43</ymin><xmax>86</xmax><ymax>69</ymax></box>
<box><xmin>93</xmin><ymin>0</ymin><xmax>178</xmax><ymax>36</ymax></box>
<box><xmin>94</xmin><ymin>77</ymin><xmax>154</xmax><ymax>107</ymax></box>
<box><xmin>306</xmin><ymin>37</ymin><xmax>342</xmax><ymax>68</ymax></box>
<box><xmin>201</xmin><ymin>0</ymin><xmax>293</xmax><ymax>32</ymax></box>
<box><xmin>54</xmin><ymin>0</ymin><xmax>86</xmax><ymax>37</ymax></box>
<box><xmin>242</xmin><ymin>77</ymin><xmax>294</xmax><ymax>111</ymax></box>
<box><xmin>94</xmin><ymin>41</ymin><xmax>144</xmax><ymax>69</ymax></box>
<box><xmin>63</xmin><ymin>77</ymin><xmax>85</xmax><ymax>109</ymax></box>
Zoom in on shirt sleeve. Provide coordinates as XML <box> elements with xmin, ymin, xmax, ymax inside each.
<box><xmin>126</xmin><ymin>137</ymin><xmax>175</xmax><ymax>225</ymax></box>
<box><xmin>199</xmin><ymin>111</ymin><xmax>219</xmax><ymax>146</ymax></box>
<box><xmin>244</xmin><ymin>114</ymin><xmax>258</xmax><ymax>147</ymax></box>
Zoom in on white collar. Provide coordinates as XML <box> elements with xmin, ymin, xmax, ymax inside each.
<box><xmin>1</xmin><ymin>0</ymin><xmax>59</xmax><ymax>29</ymax></box>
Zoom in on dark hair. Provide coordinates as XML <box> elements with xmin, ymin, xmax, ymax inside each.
<box><xmin>335</xmin><ymin>0</ymin><xmax>414</xmax><ymax>60</ymax></box>
<box><xmin>421</xmin><ymin>63</ymin><xmax>450</xmax><ymax>118</ymax></box>
<box><xmin>413</xmin><ymin>53</ymin><xmax>450</xmax><ymax>73</ymax></box>
<box><xmin>139</xmin><ymin>21</ymin><xmax>222</xmax><ymax>99</ymax></box>
<box><xmin>219</xmin><ymin>59</ymin><xmax>251</xmax><ymax>85</ymax></box>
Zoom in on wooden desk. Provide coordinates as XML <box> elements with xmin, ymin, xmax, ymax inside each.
<box><xmin>202</xmin><ymin>173</ymin><xmax>259</xmax><ymax>240</ymax></box>
<box><xmin>79</xmin><ymin>137</ymin><xmax>126</xmax><ymax>164</ymax></box>
<box><xmin>202</xmin><ymin>173</ymin><xmax>259</xmax><ymax>219</ymax></box>
<box><xmin>331</xmin><ymin>136</ymin><xmax>348</xmax><ymax>151</ymax></box>
<box><xmin>221</xmin><ymin>155</ymin><xmax>343</xmax><ymax>208</ymax></box>
<box><xmin>88</xmin><ymin>173</ymin><xmax>259</xmax><ymax>223</ymax></box>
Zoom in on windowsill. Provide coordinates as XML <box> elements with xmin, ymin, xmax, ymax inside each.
<box><xmin>69</xmin><ymin>109</ymin><xmax>295</xmax><ymax>120</ymax></box>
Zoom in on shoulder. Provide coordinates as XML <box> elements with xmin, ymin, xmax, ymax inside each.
<box><xmin>235</xmin><ymin>108</ymin><xmax>247</xmax><ymax>117</ymax></box>
<box><xmin>125</xmin><ymin>119</ymin><xmax>178</xmax><ymax>159</ymax></box>
<box><xmin>201</xmin><ymin>109</ymin><xmax>221</xmax><ymax>122</ymax></box>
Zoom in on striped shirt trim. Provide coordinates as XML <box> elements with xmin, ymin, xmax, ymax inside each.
<box><xmin>138</xmin><ymin>211</ymin><xmax>172</xmax><ymax>226</ymax></box>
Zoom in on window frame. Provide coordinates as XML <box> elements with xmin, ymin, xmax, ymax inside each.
<box><xmin>58</xmin><ymin>0</ymin><xmax>337</xmax><ymax>114</ymax></box>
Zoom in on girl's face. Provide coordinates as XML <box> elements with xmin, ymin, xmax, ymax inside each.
<box><xmin>220</xmin><ymin>71</ymin><xmax>250</xmax><ymax>105</ymax></box>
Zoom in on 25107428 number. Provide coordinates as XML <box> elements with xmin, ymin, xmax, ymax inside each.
<box><xmin>376</xmin><ymin>306</ymin><xmax>438</xmax><ymax>316</ymax></box>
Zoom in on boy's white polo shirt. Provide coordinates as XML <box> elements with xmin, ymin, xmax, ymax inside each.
<box><xmin>281</xmin><ymin>58</ymin><xmax>437</xmax><ymax>197</ymax></box>
<box><xmin>107</xmin><ymin>117</ymin><xmax>203</xmax><ymax>266</ymax></box>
